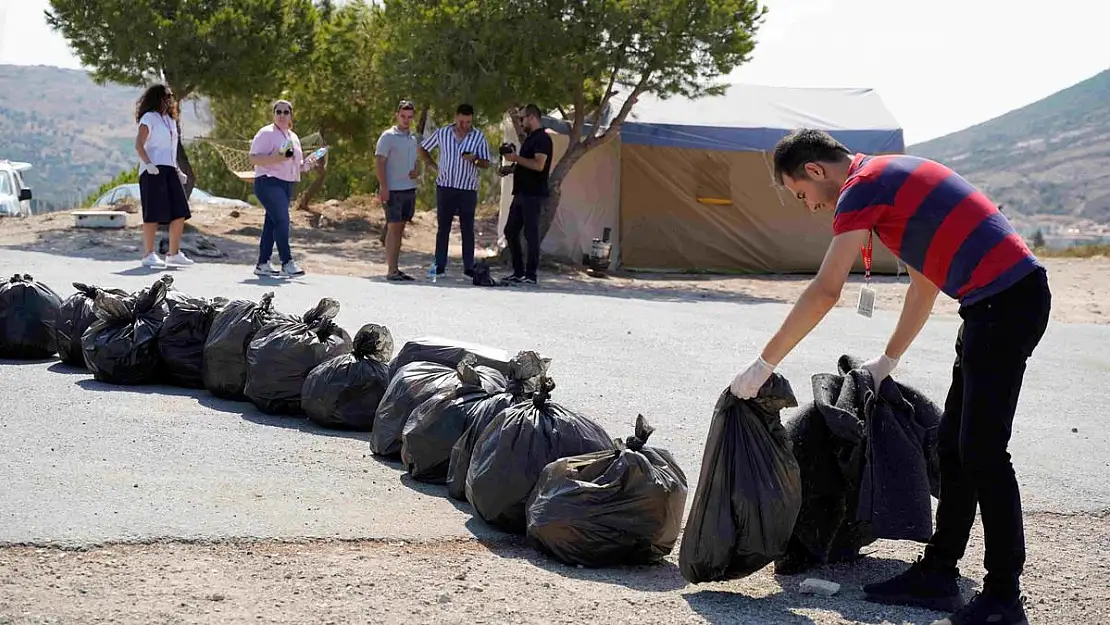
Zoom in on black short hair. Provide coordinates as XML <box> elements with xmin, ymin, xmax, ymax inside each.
<box><xmin>456</xmin><ymin>103</ymin><xmax>474</xmax><ymax>116</ymax></box>
<box><xmin>522</xmin><ymin>103</ymin><xmax>543</xmax><ymax>120</ymax></box>
<box><xmin>772</xmin><ymin>128</ymin><xmax>852</xmax><ymax>185</ymax></box>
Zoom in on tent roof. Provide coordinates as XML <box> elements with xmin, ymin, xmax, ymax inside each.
<box><xmin>544</xmin><ymin>82</ymin><xmax>904</xmax><ymax>154</ymax></box>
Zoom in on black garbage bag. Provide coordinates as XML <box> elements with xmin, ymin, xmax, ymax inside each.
<box><xmin>302</xmin><ymin>323</ymin><xmax>394</xmax><ymax>430</ymax></box>
<box><xmin>370</xmin><ymin>356</ymin><xmax>506</xmax><ymax>458</ymax></box>
<box><xmin>774</xmin><ymin>354</ymin><xmax>942</xmax><ymax>575</ymax></box>
<box><xmin>446</xmin><ymin>351</ymin><xmax>550</xmax><ymax>501</ymax></box>
<box><xmin>678</xmin><ymin>375</ymin><xmax>802</xmax><ymax>584</ymax></box>
<box><xmin>55</xmin><ymin>282</ymin><xmax>129</xmax><ymax>367</ymax></box>
<box><xmin>0</xmin><ymin>273</ymin><xmax>63</xmax><ymax>359</ymax></box>
<box><xmin>157</xmin><ymin>290</ymin><xmax>229</xmax><ymax>388</ymax></box>
<box><xmin>81</xmin><ymin>277</ymin><xmax>172</xmax><ymax>385</ymax></box>
<box><xmin>389</xmin><ymin>335</ymin><xmax>512</xmax><ymax>378</ymax></box>
<box><xmin>525</xmin><ymin>414</ymin><xmax>689</xmax><ymax>567</ymax></box>
<box><xmin>244</xmin><ymin>297</ymin><xmax>353</xmax><ymax>415</ymax></box>
<box><xmin>401</xmin><ymin>358</ymin><xmax>513</xmax><ymax>483</ymax></box>
<box><xmin>202</xmin><ymin>292</ymin><xmax>288</xmax><ymax>400</ymax></box>
<box><xmin>466</xmin><ymin>376</ymin><xmax>616</xmax><ymax>534</ymax></box>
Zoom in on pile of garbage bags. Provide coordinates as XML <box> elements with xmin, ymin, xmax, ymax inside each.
<box><xmin>56</xmin><ymin>282</ymin><xmax>129</xmax><ymax>366</ymax></box>
<box><xmin>244</xmin><ymin>297</ymin><xmax>352</xmax><ymax>415</ymax></box>
<box><xmin>0</xmin><ymin>274</ymin><xmax>62</xmax><ymax>359</ymax></box>
<box><xmin>465</xmin><ymin>375</ymin><xmax>617</xmax><ymax>533</ymax></box>
<box><xmin>774</xmin><ymin>354</ymin><xmax>942</xmax><ymax>575</ymax></box>
<box><xmin>1</xmin><ymin>273</ymin><xmax>950</xmax><ymax>579</ymax></box>
<box><xmin>526</xmin><ymin>414</ymin><xmax>689</xmax><ymax>567</ymax></box>
<box><xmin>82</xmin><ymin>276</ymin><xmax>173</xmax><ymax>385</ymax></box>
<box><xmin>370</xmin><ymin>357</ymin><xmax>505</xmax><ymax>457</ymax></box>
<box><xmin>679</xmin><ymin>375</ymin><xmax>803</xmax><ymax>583</ymax></box>
<box><xmin>159</xmin><ymin>291</ymin><xmax>228</xmax><ymax>388</ymax></box>
<box><xmin>203</xmin><ymin>292</ymin><xmax>289</xmax><ymax>400</ymax></box>
<box><xmin>302</xmin><ymin>323</ymin><xmax>394</xmax><ymax>431</ymax></box>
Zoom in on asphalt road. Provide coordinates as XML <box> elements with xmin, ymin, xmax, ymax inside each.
<box><xmin>1</xmin><ymin>249</ymin><xmax>1107</xmax><ymax>547</ymax></box>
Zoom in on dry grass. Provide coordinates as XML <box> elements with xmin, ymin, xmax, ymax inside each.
<box><xmin>1034</xmin><ymin>243</ymin><xmax>1110</xmax><ymax>259</ymax></box>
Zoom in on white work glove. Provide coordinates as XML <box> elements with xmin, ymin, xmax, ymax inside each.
<box><xmin>730</xmin><ymin>356</ymin><xmax>776</xmax><ymax>400</ymax></box>
<box><xmin>177</xmin><ymin>169</ymin><xmax>188</xmax><ymax>186</ymax></box>
<box><xmin>860</xmin><ymin>354</ymin><xmax>899</xmax><ymax>385</ymax></box>
<box><xmin>143</xmin><ymin>162</ymin><xmax>160</xmax><ymax>176</ymax></box>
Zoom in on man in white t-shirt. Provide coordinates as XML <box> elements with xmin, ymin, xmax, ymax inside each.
<box><xmin>375</xmin><ymin>100</ymin><xmax>421</xmax><ymax>281</ymax></box>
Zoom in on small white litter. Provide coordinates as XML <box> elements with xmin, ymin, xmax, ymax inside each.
<box><xmin>799</xmin><ymin>578</ymin><xmax>841</xmax><ymax>597</ymax></box>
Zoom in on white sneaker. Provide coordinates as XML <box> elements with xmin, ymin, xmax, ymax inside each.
<box><xmin>254</xmin><ymin>262</ymin><xmax>278</xmax><ymax>276</ymax></box>
<box><xmin>165</xmin><ymin>251</ymin><xmax>195</xmax><ymax>267</ymax></box>
<box><xmin>141</xmin><ymin>252</ymin><xmax>166</xmax><ymax>268</ymax></box>
<box><xmin>281</xmin><ymin>260</ymin><xmax>305</xmax><ymax>277</ymax></box>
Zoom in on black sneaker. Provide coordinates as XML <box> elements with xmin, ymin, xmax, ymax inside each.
<box><xmin>863</xmin><ymin>557</ymin><xmax>964</xmax><ymax>613</ymax></box>
<box><xmin>521</xmin><ymin>277</ymin><xmax>537</xmax><ymax>285</ymax></box>
<box><xmin>503</xmin><ymin>274</ymin><xmax>524</xmax><ymax>284</ymax></box>
<box><xmin>931</xmin><ymin>592</ymin><xmax>1028</xmax><ymax>625</ymax></box>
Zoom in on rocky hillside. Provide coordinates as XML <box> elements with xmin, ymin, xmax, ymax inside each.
<box><xmin>910</xmin><ymin>68</ymin><xmax>1110</xmax><ymax>231</ymax></box>
<box><xmin>0</xmin><ymin>64</ymin><xmax>209</xmax><ymax>210</ymax></box>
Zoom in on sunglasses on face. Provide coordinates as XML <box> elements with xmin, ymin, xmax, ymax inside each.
<box><xmin>275</xmin><ymin>109</ymin><xmax>292</xmax><ymax>116</ymax></box>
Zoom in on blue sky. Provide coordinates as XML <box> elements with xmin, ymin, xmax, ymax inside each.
<box><xmin>2</xmin><ymin>0</ymin><xmax>1107</xmax><ymax>145</ymax></box>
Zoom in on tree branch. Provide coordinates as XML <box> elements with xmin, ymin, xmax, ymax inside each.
<box><xmin>569</xmin><ymin>84</ymin><xmax>586</xmax><ymax>146</ymax></box>
<box><xmin>591</xmin><ymin>54</ymin><xmax>624</xmax><ymax>139</ymax></box>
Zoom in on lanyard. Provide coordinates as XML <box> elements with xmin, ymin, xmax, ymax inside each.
<box><xmin>159</xmin><ymin>115</ymin><xmax>176</xmax><ymax>142</ymax></box>
<box><xmin>861</xmin><ymin>230</ymin><xmax>874</xmax><ymax>283</ymax></box>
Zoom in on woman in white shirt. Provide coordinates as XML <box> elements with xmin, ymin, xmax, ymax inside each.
<box><xmin>134</xmin><ymin>83</ymin><xmax>194</xmax><ymax>268</ymax></box>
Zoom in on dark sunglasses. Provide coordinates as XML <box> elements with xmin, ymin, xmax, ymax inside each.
<box><xmin>275</xmin><ymin>109</ymin><xmax>292</xmax><ymax>116</ymax></box>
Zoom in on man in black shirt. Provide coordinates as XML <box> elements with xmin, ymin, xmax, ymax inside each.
<box><xmin>503</xmin><ymin>103</ymin><xmax>553</xmax><ymax>284</ymax></box>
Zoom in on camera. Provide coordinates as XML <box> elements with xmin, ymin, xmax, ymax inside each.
<box><xmin>498</xmin><ymin>142</ymin><xmax>516</xmax><ymax>156</ymax></box>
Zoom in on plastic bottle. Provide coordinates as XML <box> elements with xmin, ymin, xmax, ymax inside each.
<box><xmin>427</xmin><ymin>264</ymin><xmax>437</xmax><ymax>283</ymax></box>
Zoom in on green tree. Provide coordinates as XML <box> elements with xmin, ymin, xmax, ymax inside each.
<box><xmin>378</xmin><ymin>0</ymin><xmax>767</xmax><ymax>252</ymax></box>
<box><xmin>45</xmin><ymin>0</ymin><xmax>319</xmax><ymax>198</ymax></box>
<box><xmin>192</xmin><ymin>2</ymin><xmax>393</xmax><ymax>209</ymax></box>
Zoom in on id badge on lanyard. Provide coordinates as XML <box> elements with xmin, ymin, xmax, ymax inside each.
<box><xmin>857</xmin><ymin>230</ymin><xmax>876</xmax><ymax>318</ymax></box>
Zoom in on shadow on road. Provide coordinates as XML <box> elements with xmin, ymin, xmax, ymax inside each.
<box><xmin>73</xmin><ymin>377</ymin><xmax>372</xmax><ymax>442</ymax></box>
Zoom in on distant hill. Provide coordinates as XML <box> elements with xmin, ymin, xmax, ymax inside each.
<box><xmin>0</xmin><ymin>64</ymin><xmax>209</xmax><ymax>210</ymax></box>
<box><xmin>910</xmin><ymin>68</ymin><xmax>1110</xmax><ymax>231</ymax></box>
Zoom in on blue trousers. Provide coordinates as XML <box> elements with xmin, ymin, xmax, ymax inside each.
<box><xmin>254</xmin><ymin>175</ymin><xmax>294</xmax><ymax>265</ymax></box>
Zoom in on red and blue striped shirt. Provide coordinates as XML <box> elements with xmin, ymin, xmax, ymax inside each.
<box><xmin>833</xmin><ymin>153</ymin><xmax>1042</xmax><ymax>305</ymax></box>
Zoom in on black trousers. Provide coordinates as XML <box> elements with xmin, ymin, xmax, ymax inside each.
<box><xmin>504</xmin><ymin>194</ymin><xmax>542</xmax><ymax>279</ymax></box>
<box><xmin>923</xmin><ymin>267</ymin><xmax>1051</xmax><ymax>598</ymax></box>
<box><xmin>434</xmin><ymin>185</ymin><xmax>477</xmax><ymax>273</ymax></box>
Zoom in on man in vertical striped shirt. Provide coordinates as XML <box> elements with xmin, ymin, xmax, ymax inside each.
<box><xmin>729</xmin><ymin>129</ymin><xmax>1050</xmax><ymax>625</ymax></box>
<box><xmin>419</xmin><ymin>103</ymin><xmax>492</xmax><ymax>277</ymax></box>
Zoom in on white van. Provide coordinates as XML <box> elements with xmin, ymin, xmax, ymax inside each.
<box><xmin>0</xmin><ymin>160</ymin><xmax>34</xmax><ymax>217</ymax></box>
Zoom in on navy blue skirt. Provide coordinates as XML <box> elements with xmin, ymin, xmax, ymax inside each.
<box><xmin>139</xmin><ymin>165</ymin><xmax>192</xmax><ymax>225</ymax></box>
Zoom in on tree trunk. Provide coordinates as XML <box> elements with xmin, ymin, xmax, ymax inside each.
<box><xmin>175</xmin><ymin>118</ymin><xmax>196</xmax><ymax>199</ymax></box>
<box><xmin>416</xmin><ymin>105</ymin><xmax>429</xmax><ymax>140</ymax></box>
<box><xmin>536</xmin><ymin>142</ymin><xmax>588</xmax><ymax>249</ymax></box>
<box><xmin>296</xmin><ymin>154</ymin><xmax>329</xmax><ymax>212</ymax></box>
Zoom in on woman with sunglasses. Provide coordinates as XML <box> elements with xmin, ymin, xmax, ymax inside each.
<box><xmin>134</xmin><ymin>82</ymin><xmax>194</xmax><ymax>268</ymax></box>
<box><xmin>248</xmin><ymin>99</ymin><xmax>322</xmax><ymax>277</ymax></box>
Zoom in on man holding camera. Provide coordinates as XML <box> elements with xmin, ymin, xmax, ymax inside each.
<box><xmin>419</xmin><ymin>103</ymin><xmax>491</xmax><ymax>278</ymax></box>
<box><xmin>502</xmin><ymin>104</ymin><xmax>553</xmax><ymax>285</ymax></box>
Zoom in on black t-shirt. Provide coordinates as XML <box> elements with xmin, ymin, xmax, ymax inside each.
<box><xmin>512</xmin><ymin>127</ymin><xmax>553</xmax><ymax>197</ymax></box>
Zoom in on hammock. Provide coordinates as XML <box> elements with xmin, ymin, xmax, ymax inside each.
<box><xmin>194</xmin><ymin>132</ymin><xmax>325</xmax><ymax>181</ymax></box>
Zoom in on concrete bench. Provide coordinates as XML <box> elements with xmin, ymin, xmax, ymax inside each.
<box><xmin>72</xmin><ymin>210</ymin><xmax>127</xmax><ymax>229</ymax></box>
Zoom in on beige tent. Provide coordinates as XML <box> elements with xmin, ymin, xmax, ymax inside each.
<box><xmin>497</xmin><ymin>83</ymin><xmax>906</xmax><ymax>274</ymax></box>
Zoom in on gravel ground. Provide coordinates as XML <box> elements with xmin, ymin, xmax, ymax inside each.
<box><xmin>1</xmin><ymin>511</ymin><xmax>1107</xmax><ymax>625</ymax></box>
<box><xmin>0</xmin><ymin>249</ymin><xmax>1108</xmax><ymax>624</ymax></box>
